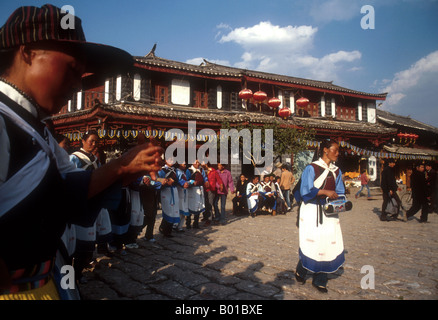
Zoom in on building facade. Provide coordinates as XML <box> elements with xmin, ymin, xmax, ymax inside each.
<box><xmin>52</xmin><ymin>46</ymin><xmax>404</xmax><ymax>182</ymax></box>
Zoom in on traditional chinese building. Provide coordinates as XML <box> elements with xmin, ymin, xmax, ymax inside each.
<box><xmin>52</xmin><ymin>46</ymin><xmax>397</xmax><ymax>180</ymax></box>
<box><xmin>376</xmin><ymin>109</ymin><xmax>438</xmax><ymax>185</ymax></box>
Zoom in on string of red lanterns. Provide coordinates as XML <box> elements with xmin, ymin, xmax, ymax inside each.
<box><xmin>238</xmin><ymin>88</ymin><xmax>299</xmax><ymax>120</ymax></box>
<box><xmin>397</xmin><ymin>132</ymin><xmax>419</xmax><ymax>144</ymax></box>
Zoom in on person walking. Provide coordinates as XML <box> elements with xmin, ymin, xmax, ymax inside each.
<box><xmin>0</xmin><ymin>4</ymin><xmax>163</xmax><ymax>300</ymax></box>
<box><xmin>216</xmin><ymin>163</ymin><xmax>235</xmax><ymax>225</ymax></box>
<box><xmin>280</xmin><ymin>164</ymin><xmax>295</xmax><ymax>211</ymax></box>
<box><xmin>355</xmin><ymin>169</ymin><xmax>371</xmax><ymax>199</ymax></box>
<box><xmin>294</xmin><ymin>140</ymin><xmax>346</xmax><ymax>293</ymax></box>
<box><xmin>406</xmin><ymin>162</ymin><xmax>429</xmax><ymax>223</ymax></box>
<box><xmin>380</xmin><ymin>159</ymin><xmax>403</xmax><ymax>221</ymax></box>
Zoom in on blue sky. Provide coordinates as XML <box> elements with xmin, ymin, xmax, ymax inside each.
<box><xmin>1</xmin><ymin>0</ymin><xmax>438</xmax><ymax>126</ymax></box>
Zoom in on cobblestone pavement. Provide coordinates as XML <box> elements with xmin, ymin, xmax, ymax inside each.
<box><xmin>78</xmin><ymin>188</ymin><xmax>438</xmax><ymax>301</ymax></box>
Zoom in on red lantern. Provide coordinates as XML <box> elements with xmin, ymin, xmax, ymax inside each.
<box><xmin>239</xmin><ymin>89</ymin><xmax>253</xmax><ymax>100</ymax></box>
<box><xmin>278</xmin><ymin>108</ymin><xmax>291</xmax><ymax>119</ymax></box>
<box><xmin>296</xmin><ymin>97</ymin><xmax>309</xmax><ymax>108</ymax></box>
<box><xmin>253</xmin><ymin>90</ymin><xmax>267</xmax><ymax>102</ymax></box>
<box><xmin>267</xmin><ymin>97</ymin><xmax>281</xmax><ymax>109</ymax></box>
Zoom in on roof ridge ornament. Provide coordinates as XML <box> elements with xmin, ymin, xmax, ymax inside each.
<box><xmin>145</xmin><ymin>43</ymin><xmax>157</xmax><ymax>58</ymax></box>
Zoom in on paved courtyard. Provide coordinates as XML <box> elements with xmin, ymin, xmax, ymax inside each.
<box><xmin>78</xmin><ymin>187</ymin><xmax>438</xmax><ymax>302</ymax></box>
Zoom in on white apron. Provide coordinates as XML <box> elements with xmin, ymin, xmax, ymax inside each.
<box><xmin>246</xmin><ymin>182</ymin><xmax>260</xmax><ymax>214</ymax></box>
<box><xmin>96</xmin><ymin>208</ymin><xmax>112</xmax><ymax>237</ymax></box>
<box><xmin>161</xmin><ymin>186</ymin><xmax>180</xmax><ymax>223</ymax></box>
<box><xmin>188</xmin><ymin>186</ymin><xmax>205</xmax><ymax>215</ymax></box>
<box><xmin>298</xmin><ymin>202</ymin><xmax>344</xmax><ymax>273</ymax></box>
<box><xmin>129</xmin><ymin>189</ymin><xmax>144</xmax><ymax>227</ymax></box>
<box><xmin>177</xmin><ymin>186</ymin><xmax>190</xmax><ymax>216</ymax></box>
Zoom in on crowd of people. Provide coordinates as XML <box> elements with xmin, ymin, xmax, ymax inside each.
<box><xmin>1</xmin><ymin>4</ymin><xmax>437</xmax><ymax>300</ymax></box>
<box><xmin>52</xmin><ymin>131</ymin><xmax>301</xmax><ymax>291</ymax></box>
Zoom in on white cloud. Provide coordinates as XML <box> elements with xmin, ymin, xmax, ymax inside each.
<box><xmin>382</xmin><ymin>51</ymin><xmax>438</xmax><ymax>106</ymax></box>
<box><xmin>215</xmin><ymin>21</ymin><xmax>361</xmax><ymax>82</ymax></box>
<box><xmin>380</xmin><ymin>51</ymin><xmax>438</xmax><ymax>126</ymax></box>
<box><xmin>219</xmin><ymin>21</ymin><xmax>317</xmax><ymax>52</ymax></box>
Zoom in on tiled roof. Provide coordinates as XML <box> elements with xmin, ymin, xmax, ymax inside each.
<box><xmin>52</xmin><ymin>102</ymin><xmax>394</xmax><ymax>135</ymax></box>
<box><xmin>293</xmin><ymin>116</ymin><xmax>395</xmax><ymax>135</ymax></box>
<box><xmin>383</xmin><ymin>145</ymin><xmax>438</xmax><ymax>157</ymax></box>
<box><xmin>377</xmin><ymin>109</ymin><xmax>438</xmax><ymax>134</ymax></box>
<box><xmin>134</xmin><ymin>51</ymin><xmax>387</xmax><ymax>100</ymax></box>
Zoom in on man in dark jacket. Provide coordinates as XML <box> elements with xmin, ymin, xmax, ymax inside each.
<box><xmin>406</xmin><ymin>162</ymin><xmax>429</xmax><ymax>222</ymax></box>
<box><xmin>380</xmin><ymin>159</ymin><xmax>402</xmax><ymax>221</ymax></box>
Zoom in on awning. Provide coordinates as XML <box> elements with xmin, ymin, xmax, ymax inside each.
<box><xmin>383</xmin><ymin>145</ymin><xmax>438</xmax><ymax>160</ymax></box>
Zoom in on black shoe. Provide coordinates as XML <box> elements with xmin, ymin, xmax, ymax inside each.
<box><xmin>312</xmin><ymin>283</ymin><xmax>328</xmax><ymax>293</ymax></box>
<box><xmin>294</xmin><ymin>272</ymin><xmax>305</xmax><ymax>284</ymax></box>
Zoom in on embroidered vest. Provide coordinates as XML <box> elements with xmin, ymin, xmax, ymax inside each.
<box><xmin>0</xmin><ymin>93</ymin><xmax>71</xmax><ymax>271</ymax></box>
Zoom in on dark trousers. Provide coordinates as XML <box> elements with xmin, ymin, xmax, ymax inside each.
<box><xmin>407</xmin><ymin>195</ymin><xmax>429</xmax><ymax>222</ymax></box>
<box><xmin>232</xmin><ymin>195</ymin><xmax>248</xmax><ymax>215</ymax></box>
<box><xmin>295</xmin><ymin>259</ymin><xmax>328</xmax><ymax>287</ymax></box>
<box><xmin>141</xmin><ymin>190</ymin><xmax>158</xmax><ymax>240</ymax></box>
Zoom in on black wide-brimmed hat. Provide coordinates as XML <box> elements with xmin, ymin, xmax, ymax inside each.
<box><xmin>0</xmin><ymin>4</ymin><xmax>133</xmax><ymax>73</ymax></box>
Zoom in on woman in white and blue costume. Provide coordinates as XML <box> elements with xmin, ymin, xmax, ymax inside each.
<box><xmin>294</xmin><ymin>140</ymin><xmax>345</xmax><ymax>293</ymax></box>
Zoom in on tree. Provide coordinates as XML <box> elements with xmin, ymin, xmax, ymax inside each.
<box><xmin>220</xmin><ymin>119</ymin><xmax>315</xmax><ymax>168</ymax></box>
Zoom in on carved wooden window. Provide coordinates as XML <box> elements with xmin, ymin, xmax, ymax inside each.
<box><xmin>155</xmin><ymin>85</ymin><xmax>168</xmax><ymax>104</ymax></box>
<box><xmin>336</xmin><ymin>106</ymin><xmax>356</xmax><ymax>121</ymax></box>
<box><xmin>193</xmin><ymin>90</ymin><xmax>208</xmax><ymax>108</ymax></box>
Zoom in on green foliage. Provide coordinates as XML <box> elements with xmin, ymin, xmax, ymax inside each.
<box><xmin>220</xmin><ymin>119</ymin><xmax>315</xmax><ymax>159</ymax></box>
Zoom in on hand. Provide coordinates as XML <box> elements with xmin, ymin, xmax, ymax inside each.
<box><xmin>143</xmin><ymin>176</ymin><xmax>151</xmax><ymax>186</ymax></box>
<box><xmin>88</xmin><ymin>143</ymin><xmax>163</xmax><ymax>198</ymax></box>
<box><xmin>183</xmin><ymin>182</ymin><xmax>189</xmax><ymax>188</ymax></box>
<box><xmin>325</xmin><ymin>190</ymin><xmax>338</xmax><ymax>200</ymax></box>
<box><xmin>118</xmin><ymin>143</ymin><xmax>163</xmax><ymax>185</ymax></box>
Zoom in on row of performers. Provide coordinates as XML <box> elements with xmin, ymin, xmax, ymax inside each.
<box><xmin>144</xmin><ymin>162</ymin><xmax>290</xmax><ymax>238</ymax></box>
<box><xmin>90</xmin><ymin>160</ymin><xmax>290</xmax><ymax>249</ymax></box>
